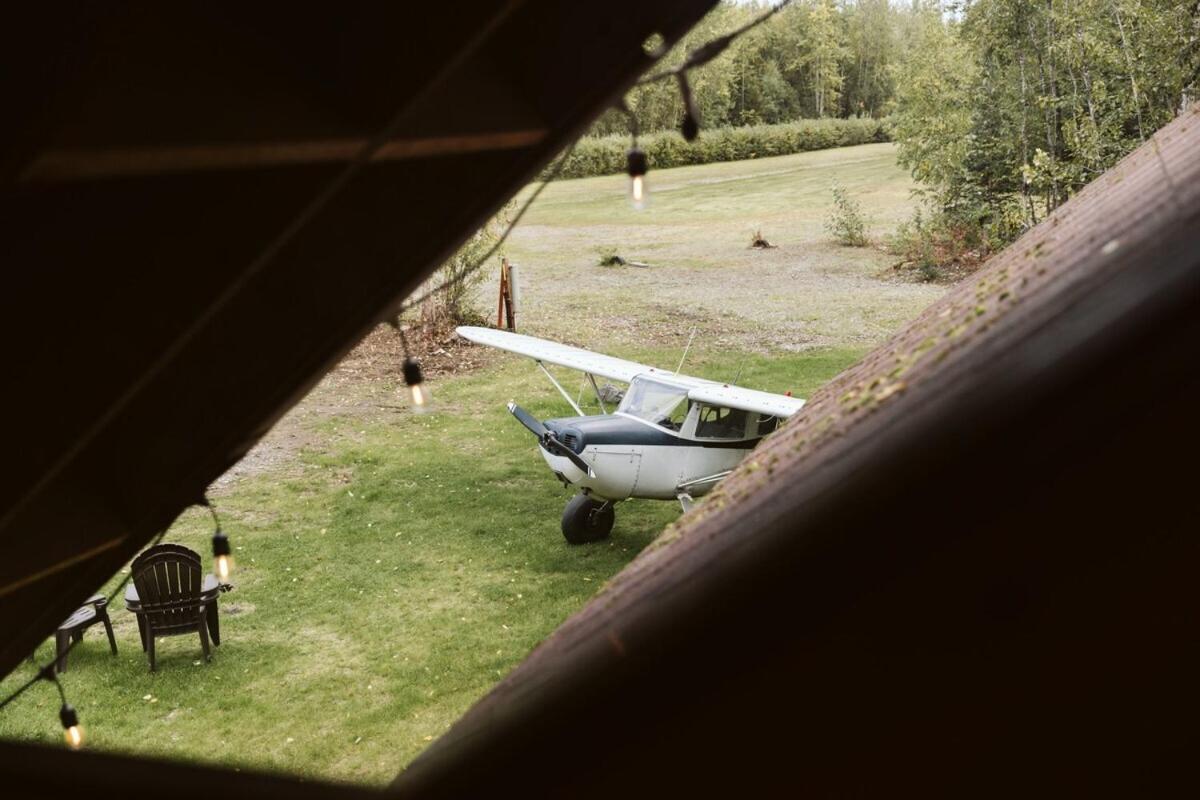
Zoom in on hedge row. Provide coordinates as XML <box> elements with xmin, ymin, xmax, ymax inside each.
<box><xmin>544</xmin><ymin>117</ymin><xmax>891</xmax><ymax>180</ymax></box>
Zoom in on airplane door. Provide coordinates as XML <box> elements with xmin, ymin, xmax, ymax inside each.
<box><xmin>682</xmin><ymin>444</ymin><xmax>741</xmax><ymax>493</ymax></box>
<box><xmin>682</xmin><ymin>404</ymin><xmax>755</xmax><ymax>495</ymax></box>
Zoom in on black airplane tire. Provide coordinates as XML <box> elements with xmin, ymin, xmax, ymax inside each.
<box><xmin>562</xmin><ymin>495</ymin><xmax>615</xmax><ymax>544</ymax></box>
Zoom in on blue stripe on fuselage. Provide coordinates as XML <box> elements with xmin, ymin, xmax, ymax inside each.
<box><xmin>543</xmin><ymin>414</ymin><xmax>760</xmax><ymax>452</ymax></box>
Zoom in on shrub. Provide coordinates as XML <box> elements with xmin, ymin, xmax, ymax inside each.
<box><xmin>749</xmin><ymin>229</ymin><xmax>776</xmax><ymax>249</ymax></box>
<box><xmin>825</xmin><ymin>183</ymin><xmax>870</xmax><ymax>247</ymax></box>
<box><xmin>888</xmin><ymin>205</ymin><xmax>993</xmax><ymax>283</ymax></box>
<box><xmin>542</xmin><ymin>117</ymin><xmax>892</xmax><ymax>180</ymax></box>
<box><xmin>596</xmin><ymin>245</ymin><xmax>623</xmax><ymax>266</ymax></box>
<box><xmin>887</xmin><ymin>189</ymin><xmax>1032</xmax><ymax>283</ymax></box>
<box><xmin>417</xmin><ymin>202</ymin><xmax>514</xmax><ymax>327</ymax></box>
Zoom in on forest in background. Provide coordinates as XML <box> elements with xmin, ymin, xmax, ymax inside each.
<box><xmin>591</xmin><ymin>0</ymin><xmax>908</xmax><ymax>135</ymax></box>
<box><xmin>591</xmin><ymin>0</ymin><xmax>1198</xmax><ymax>275</ymax></box>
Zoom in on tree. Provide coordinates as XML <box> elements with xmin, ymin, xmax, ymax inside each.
<box><xmin>840</xmin><ymin>0</ymin><xmax>900</xmax><ymax>117</ymax></box>
<box><xmin>891</xmin><ymin>0</ymin><xmax>1199</xmax><ymax>269</ymax></box>
<box><xmin>893</xmin><ymin>5</ymin><xmax>976</xmax><ymax>207</ymax></box>
<box><xmin>586</xmin><ymin>0</ymin><xmax>885</xmax><ymax>135</ymax></box>
<box><xmin>418</xmin><ymin>202</ymin><xmax>514</xmax><ymax>328</ymax></box>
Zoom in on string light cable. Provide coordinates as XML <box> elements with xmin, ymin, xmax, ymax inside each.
<box><xmin>635</xmin><ymin>0</ymin><xmax>795</xmax><ymax>88</ymax></box>
<box><xmin>620</xmin><ymin>0</ymin><xmax>796</xmax><ymax>198</ymax></box>
<box><xmin>0</xmin><ymin>40</ymin><xmax>583</xmax><ymax>735</ymax></box>
<box><xmin>383</xmin><ymin>137</ymin><xmax>580</xmax><ymax>399</ymax></box>
<box><xmin>0</xmin><ymin>496</ymin><xmax>229</xmax><ymax>730</ymax></box>
<box><xmin>375</xmin><ymin>4</ymin><xmax>796</xmax><ymax>382</ymax></box>
<box><xmin>393</xmin><ymin>137</ymin><xmax>579</xmax><ymax>319</ymax></box>
<box><xmin>1</xmin><ymin>0</ymin><xmax>792</xmax><ymax>731</ymax></box>
<box><xmin>0</xmin><ymin>526</ymin><xmax>170</xmax><ymax>743</ymax></box>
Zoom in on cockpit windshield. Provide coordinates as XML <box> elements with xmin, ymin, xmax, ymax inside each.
<box><xmin>617</xmin><ymin>377</ymin><xmax>690</xmax><ymax>430</ymax></box>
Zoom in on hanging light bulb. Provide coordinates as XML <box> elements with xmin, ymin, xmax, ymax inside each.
<box><xmin>212</xmin><ymin>528</ymin><xmax>233</xmax><ymax>580</ymax></box>
<box><xmin>626</xmin><ymin>147</ymin><xmax>648</xmax><ymax>210</ymax></box>
<box><xmin>680</xmin><ymin>113</ymin><xmax>699</xmax><ymax>143</ymax></box>
<box><xmin>60</xmin><ymin>703</ymin><xmax>83</xmax><ymax>750</ymax></box>
<box><xmin>403</xmin><ymin>356</ymin><xmax>431</xmax><ymax>413</ymax></box>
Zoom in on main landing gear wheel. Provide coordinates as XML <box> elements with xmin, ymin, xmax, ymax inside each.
<box><xmin>561</xmin><ymin>494</ymin><xmax>615</xmax><ymax>544</ymax></box>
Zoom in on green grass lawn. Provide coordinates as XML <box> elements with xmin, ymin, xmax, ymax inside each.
<box><xmin>0</xmin><ymin>142</ymin><xmax>939</xmax><ymax>785</ymax></box>
<box><xmin>0</xmin><ymin>349</ymin><xmax>859</xmax><ymax>784</ymax></box>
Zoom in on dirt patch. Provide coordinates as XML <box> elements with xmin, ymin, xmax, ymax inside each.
<box><xmin>214</xmin><ymin>426</ymin><xmax>320</xmax><ymax>488</ymax></box>
<box><xmin>222</xmin><ymin>601</ymin><xmax>256</xmax><ymax>617</ymax></box>
<box><xmin>887</xmin><ymin>258</ymin><xmax>983</xmax><ymax>285</ymax></box>
<box><xmin>330</xmin><ymin>318</ymin><xmax>495</xmax><ymax>385</ymax></box>
<box><xmin>214</xmin><ymin>319</ymin><xmax>495</xmax><ymax>489</ymax></box>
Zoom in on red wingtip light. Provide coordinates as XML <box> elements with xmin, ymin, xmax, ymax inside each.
<box><xmin>785</xmin><ymin>391</ymin><xmax>792</xmax><ymax>397</ymax></box>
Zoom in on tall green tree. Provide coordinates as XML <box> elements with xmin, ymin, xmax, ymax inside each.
<box><xmin>840</xmin><ymin>0</ymin><xmax>900</xmax><ymax>117</ymax></box>
<box><xmin>588</xmin><ymin>0</ymin><xmax>893</xmax><ymax>137</ymax></box>
<box><xmin>803</xmin><ymin>0</ymin><xmax>847</xmax><ymax>117</ymax></box>
<box><xmin>893</xmin><ymin>5</ymin><xmax>977</xmax><ymax>205</ymax></box>
<box><xmin>895</xmin><ymin>0</ymin><xmax>1197</xmax><ymax>237</ymax></box>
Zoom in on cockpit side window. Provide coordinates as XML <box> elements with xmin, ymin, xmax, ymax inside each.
<box><xmin>617</xmin><ymin>378</ymin><xmax>690</xmax><ymax>431</ymax></box>
<box><xmin>695</xmin><ymin>404</ymin><xmax>750</xmax><ymax>439</ymax></box>
<box><xmin>756</xmin><ymin>414</ymin><xmax>779</xmax><ymax>436</ymax></box>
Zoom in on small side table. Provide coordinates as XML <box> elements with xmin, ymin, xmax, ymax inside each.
<box><xmin>55</xmin><ymin>594</ymin><xmax>117</xmax><ymax>673</ymax></box>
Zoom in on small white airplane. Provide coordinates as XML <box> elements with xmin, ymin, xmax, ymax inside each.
<box><xmin>457</xmin><ymin>326</ymin><xmax>806</xmax><ymax>543</ymax></box>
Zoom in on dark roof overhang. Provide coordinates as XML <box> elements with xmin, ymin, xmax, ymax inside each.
<box><xmin>0</xmin><ymin>0</ymin><xmax>716</xmax><ymax>682</ymax></box>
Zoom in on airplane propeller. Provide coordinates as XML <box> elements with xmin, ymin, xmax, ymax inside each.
<box><xmin>508</xmin><ymin>402</ymin><xmax>548</xmax><ymax>438</ymax></box>
<box><xmin>507</xmin><ymin>402</ymin><xmax>596</xmax><ymax>478</ymax></box>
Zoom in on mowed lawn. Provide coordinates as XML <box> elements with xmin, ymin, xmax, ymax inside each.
<box><xmin>0</xmin><ymin>144</ymin><xmax>940</xmax><ymax>785</ymax></box>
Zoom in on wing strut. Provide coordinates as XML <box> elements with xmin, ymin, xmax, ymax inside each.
<box><xmin>587</xmin><ymin>374</ymin><xmax>608</xmax><ymax>414</ymax></box>
<box><xmin>676</xmin><ymin>470</ymin><xmax>733</xmax><ymax>492</ymax></box>
<box><xmin>537</xmin><ymin>361</ymin><xmax>584</xmax><ymax>416</ymax></box>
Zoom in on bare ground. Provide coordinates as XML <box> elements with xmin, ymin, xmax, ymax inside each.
<box><xmin>215</xmin><ymin>143</ymin><xmax>944</xmax><ymax>488</ymax></box>
<box><xmin>214</xmin><ymin>321</ymin><xmax>496</xmax><ymax>488</ymax></box>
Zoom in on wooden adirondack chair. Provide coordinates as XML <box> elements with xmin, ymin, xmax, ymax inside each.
<box><xmin>127</xmin><ymin>544</ymin><xmax>217</xmax><ymax>671</ymax></box>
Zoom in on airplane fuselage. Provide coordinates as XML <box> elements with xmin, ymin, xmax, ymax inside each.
<box><xmin>455</xmin><ymin>327</ymin><xmax>802</xmax><ymax>542</ymax></box>
<box><xmin>541</xmin><ymin>412</ymin><xmax>760</xmax><ymax>501</ymax></box>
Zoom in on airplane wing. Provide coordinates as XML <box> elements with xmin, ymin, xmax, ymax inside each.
<box><xmin>457</xmin><ymin>326</ymin><xmax>653</xmax><ymax>384</ymax></box>
<box><xmin>687</xmin><ymin>384</ymin><xmax>806</xmax><ymax>419</ymax></box>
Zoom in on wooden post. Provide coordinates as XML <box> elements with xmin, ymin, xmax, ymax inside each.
<box><xmin>497</xmin><ymin>258</ymin><xmax>509</xmax><ymax>328</ymax></box>
<box><xmin>497</xmin><ymin>258</ymin><xmax>516</xmax><ymax>331</ymax></box>
<box><xmin>507</xmin><ymin>263</ymin><xmax>519</xmax><ymax>332</ymax></box>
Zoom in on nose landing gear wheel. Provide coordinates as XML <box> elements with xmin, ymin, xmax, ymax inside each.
<box><xmin>561</xmin><ymin>494</ymin><xmax>615</xmax><ymax>544</ymax></box>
